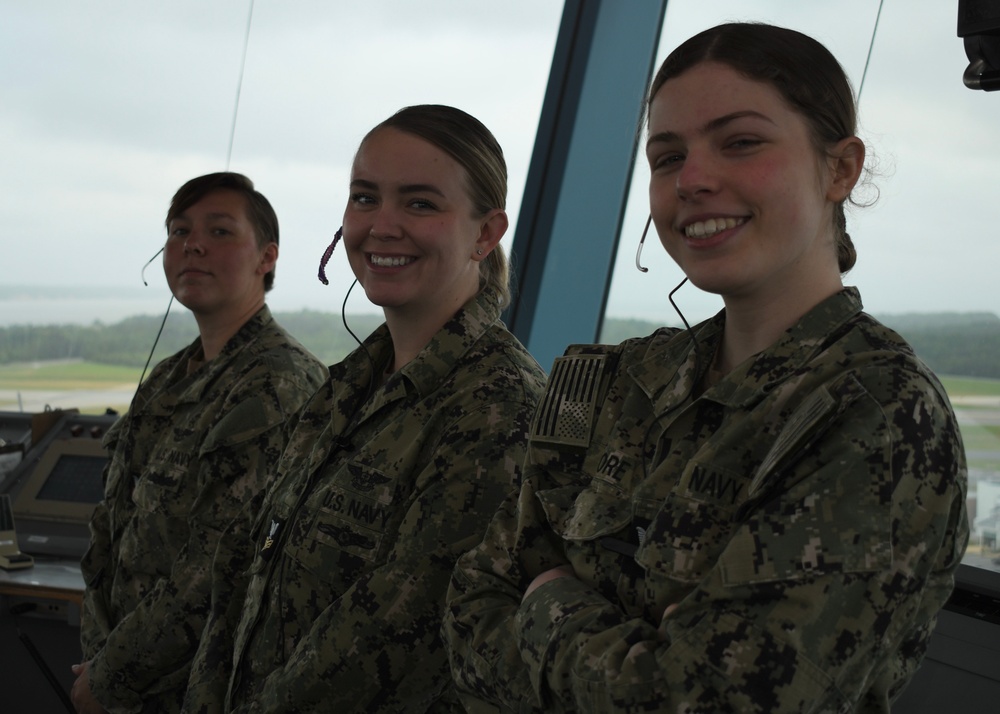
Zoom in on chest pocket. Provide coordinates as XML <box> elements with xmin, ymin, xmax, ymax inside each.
<box><xmin>283</xmin><ymin>461</ymin><xmax>398</xmax><ymax>586</ymax></box>
<box><xmin>634</xmin><ymin>460</ymin><xmax>747</xmax><ymax>586</ymax></box>
<box><xmin>536</xmin><ymin>481</ymin><xmax>632</xmax><ymax>542</ymax></box>
<box><xmin>536</xmin><ymin>480</ymin><xmax>646</xmax><ymax>611</ymax></box>
<box><xmin>131</xmin><ymin>459</ymin><xmax>195</xmax><ymax>516</ymax></box>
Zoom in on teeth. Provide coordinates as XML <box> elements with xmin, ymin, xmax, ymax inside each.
<box><xmin>684</xmin><ymin>217</ymin><xmax>746</xmax><ymax>238</ymax></box>
<box><xmin>370</xmin><ymin>254</ymin><xmax>415</xmax><ymax>267</ymax></box>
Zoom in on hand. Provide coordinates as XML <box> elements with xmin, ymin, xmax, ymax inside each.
<box><xmin>70</xmin><ymin>661</ymin><xmax>107</xmax><ymax>714</ymax></box>
<box><xmin>523</xmin><ymin>564</ymin><xmax>576</xmax><ymax>602</ymax></box>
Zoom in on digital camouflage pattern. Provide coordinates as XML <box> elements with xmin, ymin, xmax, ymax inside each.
<box><xmin>445</xmin><ymin>287</ymin><xmax>969</xmax><ymax>713</ymax></box>
<box><xmin>184</xmin><ymin>293</ymin><xmax>545</xmax><ymax>713</ymax></box>
<box><xmin>80</xmin><ymin>307</ymin><xmax>326</xmax><ymax>713</ymax></box>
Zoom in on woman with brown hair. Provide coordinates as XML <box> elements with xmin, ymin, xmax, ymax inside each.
<box><xmin>445</xmin><ymin>23</ymin><xmax>968</xmax><ymax>713</ymax></box>
<box><xmin>184</xmin><ymin>105</ymin><xmax>545</xmax><ymax>713</ymax></box>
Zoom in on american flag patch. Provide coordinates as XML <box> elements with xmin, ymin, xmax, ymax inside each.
<box><xmin>532</xmin><ymin>354</ymin><xmax>606</xmax><ymax>447</ymax></box>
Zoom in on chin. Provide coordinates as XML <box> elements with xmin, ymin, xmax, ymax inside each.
<box><xmin>682</xmin><ymin>273</ymin><xmax>728</xmax><ymax>296</ymax></box>
<box><xmin>361</xmin><ymin>289</ymin><xmax>407</xmax><ymax>310</ymax></box>
<box><xmin>173</xmin><ymin>292</ymin><xmax>215</xmax><ymax>315</ymax></box>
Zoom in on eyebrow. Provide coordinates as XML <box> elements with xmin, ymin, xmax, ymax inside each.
<box><xmin>350</xmin><ymin>178</ymin><xmax>446</xmax><ymax>198</ymax></box>
<box><xmin>170</xmin><ymin>211</ymin><xmax>238</xmax><ymax>224</ymax></box>
<box><xmin>646</xmin><ymin>110</ymin><xmax>776</xmax><ymax>149</ymax></box>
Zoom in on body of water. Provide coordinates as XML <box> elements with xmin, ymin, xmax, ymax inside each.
<box><xmin>0</xmin><ymin>298</ymin><xmax>171</xmax><ymax>327</ymax></box>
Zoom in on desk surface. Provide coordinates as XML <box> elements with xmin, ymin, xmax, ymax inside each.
<box><xmin>0</xmin><ymin>558</ymin><xmax>84</xmax><ymax>601</ymax></box>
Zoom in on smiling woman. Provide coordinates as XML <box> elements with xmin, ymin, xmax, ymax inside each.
<box><xmin>2</xmin><ymin>1</ymin><xmax>997</xmax><ymax>711</ymax></box>
<box><xmin>444</xmin><ymin>22</ymin><xmax>969</xmax><ymax>714</ymax></box>
<box><xmin>343</xmin><ymin>107</ymin><xmax>511</xmax><ymax>368</ymax></box>
<box><xmin>182</xmin><ymin>106</ymin><xmax>546</xmax><ymax>713</ymax></box>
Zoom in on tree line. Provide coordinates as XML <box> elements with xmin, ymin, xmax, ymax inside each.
<box><xmin>1</xmin><ymin>310</ymin><xmax>998</xmax><ymax>379</ymax></box>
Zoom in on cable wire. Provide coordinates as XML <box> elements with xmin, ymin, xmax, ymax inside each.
<box><xmin>858</xmin><ymin>0</ymin><xmax>885</xmax><ymax>100</ymax></box>
<box><xmin>226</xmin><ymin>0</ymin><xmax>256</xmax><ymax>169</ymax></box>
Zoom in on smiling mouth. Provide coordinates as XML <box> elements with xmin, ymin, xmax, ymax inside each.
<box><xmin>684</xmin><ymin>217</ymin><xmax>747</xmax><ymax>238</ymax></box>
<box><xmin>368</xmin><ymin>254</ymin><xmax>416</xmax><ymax>267</ymax></box>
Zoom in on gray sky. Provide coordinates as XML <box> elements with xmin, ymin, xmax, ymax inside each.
<box><xmin>1</xmin><ymin>0</ymin><xmax>996</xmax><ymax>328</ymax></box>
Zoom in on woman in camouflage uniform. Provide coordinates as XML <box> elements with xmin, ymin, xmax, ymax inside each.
<box><xmin>445</xmin><ymin>23</ymin><xmax>969</xmax><ymax>713</ymax></box>
<box><xmin>183</xmin><ymin>105</ymin><xmax>545</xmax><ymax>712</ymax></box>
<box><xmin>72</xmin><ymin>173</ymin><xmax>328</xmax><ymax>713</ymax></box>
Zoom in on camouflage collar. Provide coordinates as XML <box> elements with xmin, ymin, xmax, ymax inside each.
<box><xmin>328</xmin><ymin>293</ymin><xmax>501</xmax><ymax>418</ymax></box>
<box><xmin>392</xmin><ymin>292</ymin><xmax>501</xmax><ymax>398</ymax></box>
<box><xmin>629</xmin><ymin>288</ymin><xmax>864</xmax><ymax>412</ymax></box>
<box><xmin>143</xmin><ymin>306</ymin><xmax>274</xmax><ymax>409</ymax></box>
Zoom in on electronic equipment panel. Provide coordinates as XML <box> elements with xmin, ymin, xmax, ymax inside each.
<box><xmin>0</xmin><ymin>412</ymin><xmax>34</xmax><ymax>486</ymax></box>
<box><xmin>1</xmin><ymin>411</ymin><xmax>116</xmax><ymax>559</ymax></box>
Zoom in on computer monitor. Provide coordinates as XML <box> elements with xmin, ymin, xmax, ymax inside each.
<box><xmin>12</xmin><ymin>437</ymin><xmax>107</xmax><ymax>526</ymax></box>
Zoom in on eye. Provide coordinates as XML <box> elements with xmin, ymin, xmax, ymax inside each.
<box><xmin>408</xmin><ymin>198</ymin><xmax>438</xmax><ymax>211</ymax></box>
<box><xmin>649</xmin><ymin>151</ymin><xmax>684</xmax><ymax>172</ymax></box>
<box><xmin>350</xmin><ymin>192</ymin><xmax>377</xmax><ymax>206</ymax></box>
<box><xmin>169</xmin><ymin>226</ymin><xmax>189</xmax><ymax>238</ymax></box>
<box><xmin>725</xmin><ymin>137</ymin><xmax>763</xmax><ymax>151</ymax></box>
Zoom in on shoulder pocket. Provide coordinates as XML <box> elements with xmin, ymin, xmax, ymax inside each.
<box><xmin>200</xmin><ymin>394</ymin><xmax>286</xmax><ymax>455</ymax></box>
<box><xmin>532</xmin><ymin>353</ymin><xmax>612</xmax><ymax>448</ymax></box>
<box><xmin>721</xmin><ymin>380</ymin><xmax>893</xmax><ymax>585</ymax></box>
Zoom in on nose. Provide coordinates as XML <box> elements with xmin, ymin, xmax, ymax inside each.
<box><xmin>183</xmin><ymin>230</ymin><xmax>206</xmax><ymax>255</ymax></box>
<box><xmin>367</xmin><ymin>204</ymin><xmax>401</xmax><ymax>241</ymax></box>
<box><xmin>675</xmin><ymin>150</ymin><xmax>718</xmax><ymax>201</ymax></box>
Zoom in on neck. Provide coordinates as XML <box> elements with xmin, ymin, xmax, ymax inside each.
<box><xmin>382</xmin><ymin>292</ymin><xmax>473</xmax><ymax>372</ymax></box>
<box><xmin>717</xmin><ymin>273</ymin><xmax>842</xmax><ymax>373</ymax></box>
<box><xmin>193</xmin><ymin>299</ymin><xmax>264</xmax><ymax>362</ymax></box>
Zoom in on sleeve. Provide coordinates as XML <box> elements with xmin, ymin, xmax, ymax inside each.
<box><xmin>182</xmin><ymin>493</ymin><xmax>266</xmax><ymax>714</ymax></box>
<box><xmin>446</xmin><ymin>367</ymin><xmax>969</xmax><ymax>713</ymax></box>
<box><xmin>445</xmin><ymin>467</ymin><xmax>568</xmax><ymax>713</ymax></box>
<box><xmin>80</xmin><ymin>419</ymin><xmax>127</xmax><ymax>661</ymax></box>
<box><xmin>86</xmin><ymin>373</ymin><xmax>304</xmax><ymax>712</ymax></box>
<box><xmin>79</xmin><ymin>494</ymin><xmax>113</xmax><ymax>660</ymax></box>
<box><xmin>241</xmin><ymin>399</ymin><xmax>537</xmax><ymax>714</ymax></box>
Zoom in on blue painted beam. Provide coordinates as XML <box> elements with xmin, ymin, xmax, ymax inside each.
<box><xmin>505</xmin><ymin>0</ymin><xmax>667</xmax><ymax>371</ymax></box>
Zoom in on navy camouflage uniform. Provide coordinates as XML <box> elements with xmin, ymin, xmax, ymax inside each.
<box><xmin>186</xmin><ymin>293</ymin><xmax>545</xmax><ymax>713</ymax></box>
<box><xmin>80</xmin><ymin>307</ymin><xmax>327</xmax><ymax>713</ymax></box>
<box><xmin>445</xmin><ymin>287</ymin><xmax>969</xmax><ymax>713</ymax></box>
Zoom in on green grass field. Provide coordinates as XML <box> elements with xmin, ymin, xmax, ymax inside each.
<box><xmin>940</xmin><ymin>375</ymin><xmax>1000</xmax><ymax>398</ymax></box>
<box><xmin>0</xmin><ymin>361</ymin><xmax>142</xmax><ymax>390</ymax></box>
<box><xmin>0</xmin><ymin>361</ymin><xmax>143</xmax><ymax>414</ymax></box>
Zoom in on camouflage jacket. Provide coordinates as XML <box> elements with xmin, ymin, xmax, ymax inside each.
<box><xmin>80</xmin><ymin>306</ymin><xmax>326</xmax><ymax>713</ymax></box>
<box><xmin>445</xmin><ymin>287</ymin><xmax>969</xmax><ymax>713</ymax></box>
<box><xmin>205</xmin><ymin>294</ymin><xmax>545</xmax><ymax>713</ymax></box>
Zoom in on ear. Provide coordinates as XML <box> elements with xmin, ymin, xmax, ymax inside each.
<box><xmin>825</xmin><ymin>136</ymin><xmax>865</xmax><ymax>203</ymax></box>
<box><xmin>472</xmin><ymin>209</ymin><xmax>509</xmax><ymax>261</ymax></box>
<box><xmin>258</xmin><ymin>242</ymin><xmax>279</xmax><ymax>275</ymax></box>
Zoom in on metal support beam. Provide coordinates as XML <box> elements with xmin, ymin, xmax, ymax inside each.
<box><xmin>504</xmin><ymin>0</ymin><xmax>667</xmax><ymax>371</ymax></box>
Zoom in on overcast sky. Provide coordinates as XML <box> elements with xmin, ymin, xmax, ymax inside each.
<box><xmin>1</xmin><ymin>0</ymin><xmax>996</xmax><ymax>329</ymax></box>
